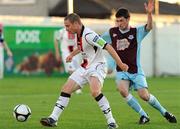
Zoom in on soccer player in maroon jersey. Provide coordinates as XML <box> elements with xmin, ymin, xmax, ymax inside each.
<box><xmin>102</xmin><ymin>0</ymin><xmax>177</xmax><ymax>124</ymax></box>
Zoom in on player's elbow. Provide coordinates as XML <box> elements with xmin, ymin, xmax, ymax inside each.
<box><xmin>148</xmin><ymin>26</ymin><xmax>153</xmax><ymax>31</ymax></box>
<box><xmin>146</xmin><ymin>24</ymin><xmax>153</xmax><ymax>31</ymax></box>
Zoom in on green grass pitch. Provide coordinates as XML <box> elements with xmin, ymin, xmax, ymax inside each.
<box><xmin>0</xmin><ymin>77</ymin><xmax>180</xmax><ymax>129</ymax></box>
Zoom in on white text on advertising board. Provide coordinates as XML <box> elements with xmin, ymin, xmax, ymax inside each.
<box><xmin>16</xmin><ymin>30</ymin><xmax>41</xmax><ymax>44</ymax></box>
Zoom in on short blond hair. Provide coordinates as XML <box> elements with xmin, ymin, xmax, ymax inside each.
<box><xmin>64</xmin><ymin>13</ymin><xmax>81</xmax><ymax>24</ymax></box>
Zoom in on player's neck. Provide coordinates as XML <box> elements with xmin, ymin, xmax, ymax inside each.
<box><xmin>119</xmin><ymin>26</ymin><xmax>130</xmax><ymax>34</ymax></box>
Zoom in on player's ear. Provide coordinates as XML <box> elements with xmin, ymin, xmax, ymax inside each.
<box><xmin>126</xmin><ymin>17</ymin><xmax>130</xmax><ymax>22</ymax></box>
<box><xmin>73</xmin><ymin>21</ymin><xmax>78</xmax><ymax>25</ymax></box>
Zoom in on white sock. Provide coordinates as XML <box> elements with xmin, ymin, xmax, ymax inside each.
<box><xmin>96</xmin><ymin>94</ymin><xmax>115</xmax><ymax>124</ymax></box>
<box><xmin>148</xmin><ymin>94</ymin><xmax>167</xmax><ymax>115</ymax></box>
<box><xmin>49</xmin><ymin>95</ymin><xmax>70</xmax><ymax>121</ymax></box>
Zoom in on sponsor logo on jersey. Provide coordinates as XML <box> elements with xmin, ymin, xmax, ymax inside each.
<box><xmin>116</xmin><ymin>38</ymin><xmax>130</xmax><ymax>51</ymax></box>
<box><xmin>128</xmin><ymin>35</ymin><xmax>134</xmax><ymax>40</ymax></box>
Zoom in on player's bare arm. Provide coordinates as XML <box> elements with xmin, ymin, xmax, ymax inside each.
<box><xmin>66</xmin><ymin>48</ymin><xmax>80</xmax><ymax>62</ymax></box>
<box><xmin>3</xmin><ymin>41</ymin><xmax>13</xmax><ymax>57</ymax></box>
<box><xmin>54</xmin><ymin>39</ymin><xmax>61</xmax><ymax>62</ymax></box>
<box><xmin>144</xmin><ymin>0</ymin><xmax>154</xmax><ymax>31</ymax></box>
<box><xmin>105</xmin><ymin>44</ymin><xmax>128</xmax><ymax>72</ymax></box>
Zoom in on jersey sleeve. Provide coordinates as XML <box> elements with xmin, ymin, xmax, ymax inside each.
<box><xmin>85</xmin><ymin>31</ymin><xmax>107</xmax><ymax>49</ymax></box>
<box><xmin>136</xmin><ymin>25</ymin><xmax>149</xmax><ymax>44</ymax></box>
<box><xmin>101</xmin><ymin>31</ymin><xmax>112</xmax><ymax>44</ymax></box>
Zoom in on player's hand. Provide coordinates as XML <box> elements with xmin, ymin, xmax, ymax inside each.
<box><xmin>7</xmin><ymin>50</ymin><xmax>13</xmax><ymax>57</ymax></box>
<box><xmin>120</xmin><ymin>63</ymin><xmax>129</xmax><ymax>72</ymax></box>
<box><xmin>66</xmin><ymin>55</ymin><xmax>73</xmax><ymax>62</ymax></box>
<box><xmin>144</xmin><ymin>0</ymin><xmax>154</xmax><ymax>14</ymax></box>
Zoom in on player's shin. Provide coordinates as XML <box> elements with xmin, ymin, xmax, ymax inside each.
<box><xmin>148</xmin><ymin>94</ymin><xmax>166</xmax><ymax>115</ymax></box>
<box><xmin>126</xmin><ymin>94</ymin><xmax>148</xmax><ymax>117</ymax></box>
<box><xmin>95</xmin><ymin>93</ymin><xmax>116</xmax><ymax>124</ymax></box>
<box><xmin>49</xmin><ymin>92</ymin><xmax>71</xmax><ymax>121</ymax></box>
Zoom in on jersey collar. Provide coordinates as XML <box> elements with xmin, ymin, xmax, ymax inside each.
<box><xmin>77</xmin><ymin>25</ymin><xmax>84</xmax><ymax>41</ymax></box>
<box><xmin>119</xmin><ymin>26</ymin><xmax>130</xmax><ymax>34</ymax></box>
<box><xmin>80</xmin><ymin>25</ymin><xmax>84</xmax><ymax>38</ymax></box>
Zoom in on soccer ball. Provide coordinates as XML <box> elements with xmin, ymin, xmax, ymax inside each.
<box><xmin>13</xmin><ymin>104</ymin><xmax>31</xmax><ymax>122</ymax></box>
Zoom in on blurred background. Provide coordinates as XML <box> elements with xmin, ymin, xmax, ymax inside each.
<box><xmin>0</xmin><ymin>0</ymin><xmax>180</xmax><ymax>77</ymax></box>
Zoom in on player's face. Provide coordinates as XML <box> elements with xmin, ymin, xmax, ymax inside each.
<box><xmin>64</xmin><ymin>20</ymin><xmax>77</xmax><ymax>34</ymax></box>
<box><xmin>116</xmin><ymin>17</ymin><xmax>129</xmax><ymax>30</ymax></box>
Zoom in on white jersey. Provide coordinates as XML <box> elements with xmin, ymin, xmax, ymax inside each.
<box><xmin>56</xmin><ymin>28</ymin><xmax>77</xmax><ymax>54</ymax></box>
<box><xmin>69</xmin><ymin>26</ymin><xmax>108</xmax><ymax>86</ymax></box>
<box><xmin>78</xmin><ymin>26</ymin><xmax>107</xmax><ymax>68</ymax></box>
<box><xmin>56</xmin><ymin>28</ymin><xmax>80</xmax><ymax>72</ymax></box>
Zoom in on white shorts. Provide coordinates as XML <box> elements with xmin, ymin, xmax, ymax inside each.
<box><xmin>69</xmin><ymin>62</ymin><xmax>107</xmax><ymax>88</ymax></box>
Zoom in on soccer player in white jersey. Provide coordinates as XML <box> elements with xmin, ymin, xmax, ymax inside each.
<box><xmin>40</xmin><ymin>13</ymin><xmax>128</xmax><ymax>129</ymax></box>
<box><xmin>54</xmin><ymin>28</ymin><xmax>82</xmax><ymax>94</ymax></box>
<box><xmin>0</xmin><ymin>23</ymin><xmax>13</xmax><ymax>79</ymax></box>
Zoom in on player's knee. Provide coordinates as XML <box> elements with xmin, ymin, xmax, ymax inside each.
<box><xmin>138</xmin><ymin>89</ymin><xmax>150</xmax><ymax>101</ymax></box>
<box><xmin>118</xmin><ymin>87</ymin><xmax>129</xmax><ymax>98</ymax></box>
<box><xmin>91</xmin><ymin>90</ymin><xmax>101</xmax><ymax>98</ymax></box>
<box><xmin>61</xmin><ymin>84</ymin><xmax>73</xmax><ymax>94</ymax></box>
<box><xmin>120</xmin><ymin>91</ymin><xmax>129</xmax><ymax>98</ymax></box>
<box><xmin>139</xmin><ymin>94</ymin><xmax>149</xmax><ymax>101</ymax></box>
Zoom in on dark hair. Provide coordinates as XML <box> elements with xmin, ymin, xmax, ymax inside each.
<box><xmin>115</xmin><ymin>8</ymin><xmax>130</xmax><ymax>19</ymax></box>
<box><xmin>64</xmin><ymin>13</ymin><xmax>81</xmax><ymax>24</ymax></box>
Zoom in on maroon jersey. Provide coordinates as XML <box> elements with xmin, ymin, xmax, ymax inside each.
<box><xmin>109</xmin><ymin>27</ymin><xmax>138</xmax><ymax>73</ymax></box>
